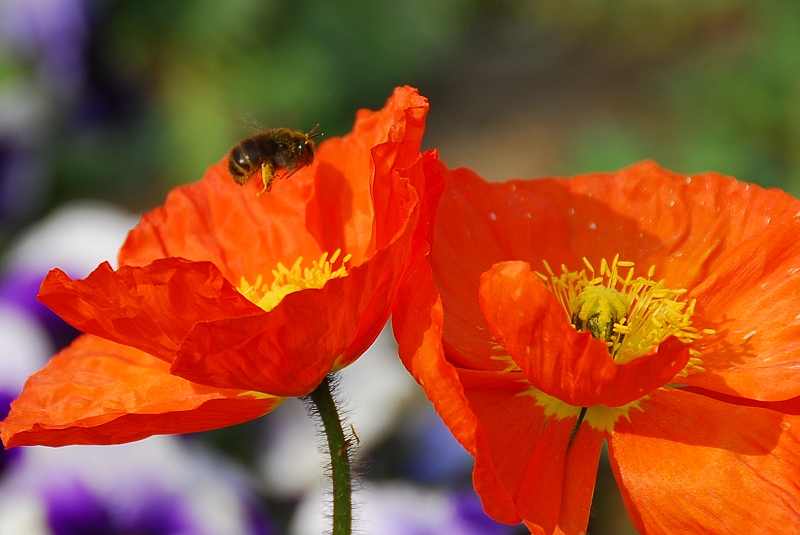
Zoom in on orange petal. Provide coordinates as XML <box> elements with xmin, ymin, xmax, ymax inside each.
<box><xmin>680</xmin><ymin>387</ymin><xmax>800</xmax><ymax>415</ymax></box>
<box><xmin>687</xmin><ymin>214</ymin><xmax>800</xmax><ymax>401</ymax></box>
<box><xmin>460</xmin><ymin>370</ymin><xmax>543</xmax><ymax>526</ymax></box>
<box><xmin>308</xmin><ymin>86</ymin><xmax>429</xmax><ymax>260</ymax></box>
<box><xmin>0</xmin><ymin>335</ymin><xmax>280</xmax><ymax>447</ymax></box>
<box><xmin>38</xmin><ymin>259</ymin><xmax>261</xmax><ymax>362</ymax></box>
<box><xmin>172</xmin><ymin>237</ymin><xmax>409</xmax><ymax>396</ymax></box>
<box><xmin>339</xmin><ymin>150</ymin><xmax>444</xmax><ymax>364</ymax></box>
<box><xmin>410</xmin><ymin>150</ymin><xmax>446</xmax><ymax>248</ymax></box>
<box><xmin>460</xmin><ymin>368</ymin><xmax>567</xmax><ymax>528</ymax></box>
<box><xmin>608</xmin><ymin>387</ymin><xmax>800</xmax><ymax>534</ymax></box>
<box><xmin>481</xmin><ymin>161</ymin><xmax>800</xmax><ymax>290</ymax></box>
<box><xmin>458</xmin><ymin>368</ymin><xmax>604</xmax><ymax>532</ymax></box>
<box><xmin>554</xmin><ymin>424</ymin><xmax>605</xmax><ymax>535</ymax></box>
<box><xmin>479</xmin><ymin>261</ymin><xmax>689</xmax><ymax>407</ymax></box>
<box><xmin>431</xmin><ymin>168</ymin><xmax>552</xmax><ymax>369</ymax></box>
<box><xmin>392</xmin><ymin>251</ymin><xmax>479</xmax><ymax>456</ymax></box>
<box><xmin>118</xmin><ymin>158</ymin><xmax>321</xmax><ymax>282</ymax></box>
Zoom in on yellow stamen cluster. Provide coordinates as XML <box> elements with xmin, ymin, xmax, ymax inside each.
<box><xmin>536</xmin><ymin>255</ymin><xmax>710</xmax><ymax>368</ymax></box>
<box><xmin>239</xmin><ymin>249</ymin><xmax>352</xmax><ymax>312</ymax></box>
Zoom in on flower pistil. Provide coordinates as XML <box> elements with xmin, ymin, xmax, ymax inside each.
<box><xmin>537</xmin><ymin>255</ymin><xmax>710</xmax><ymax>371</ymax></box>
<box><xmin>510</xmin><ymin>255</ymin><xmax>716</xmax><ymax>432</ymax></box>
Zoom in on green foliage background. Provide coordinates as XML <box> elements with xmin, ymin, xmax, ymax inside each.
<box><xmin>7</xmin><ymin>0</ymin><xmax>800</xmax><ymax>213</ymax></box>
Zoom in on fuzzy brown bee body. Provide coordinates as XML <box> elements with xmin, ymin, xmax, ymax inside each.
<box><xmin>227</xmin><ymin>125</ymin><xmax>320</xmax><ymax>195</ymax></box>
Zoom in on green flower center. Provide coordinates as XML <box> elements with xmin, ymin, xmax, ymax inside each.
<box><xmin>509</xmin><ymin>256</ymin><xmax>715</xmax><ymax>433</ymax></box>
<box><xmin>537</xmin><ymin>255</ymin><xmax>710</xmax><ymax>369</ymax></box>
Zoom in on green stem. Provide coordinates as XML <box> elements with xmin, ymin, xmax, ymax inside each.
<box><xmin>307</xmin><ymin>375</ymin><xmax>352</xmax><ymax>535</ymax></box>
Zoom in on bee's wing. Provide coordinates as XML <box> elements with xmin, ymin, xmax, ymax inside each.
<box><xmin>236</xmin><ymin>113</ymin><xmax>266</xmax><ymax>134</ymax></box>
<box><xmin>218</xmin><ymin>110</ymin><xmax>265</xmax><ymax>134</ymax></box>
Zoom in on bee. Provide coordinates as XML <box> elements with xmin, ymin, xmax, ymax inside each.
<box><xmin>227</xmin><ymin>124</ymin><xmax>322</xmax><ymax>195</ymax></box>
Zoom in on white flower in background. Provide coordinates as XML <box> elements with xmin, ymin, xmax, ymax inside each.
<box><xmin>2</xmin><ymin>200</ymin><xmax>138</xmax><ymax>277</ymax></box>
<box><xmin>0</xmin><ymin>306</ymin><xmax>50</xmax><ymax>393</ymax></box>
<box><xmin>257</xmin><ymin>325</ymin><xmax>421</xmax><ymax>497</ymax></box>
<box><xmin>291</xmin><ymin>481</ymin><xmax>518</xmax><ymax>535</ymax></box>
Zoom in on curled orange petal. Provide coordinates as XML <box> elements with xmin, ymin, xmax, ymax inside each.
<box><xmin>1</xmin><ymin>335</ymin><xmax>280</xmax><ymax>447</ymax></box>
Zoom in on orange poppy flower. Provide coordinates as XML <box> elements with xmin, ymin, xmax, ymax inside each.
<box><xmin>2</xmin><ymin>86</ymin><xmax>442</xmax><ymax>448</ymax></box>
<box><xmin>393</xmin><ymin>160</ymin><xmax>800</xmax><ymax>534</ymax></box>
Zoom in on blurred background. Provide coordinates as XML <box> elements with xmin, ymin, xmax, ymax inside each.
<box><xmin>2</xmin><ymin>1</ymin><xmax>799</xmax><ymax>533</ymax></box>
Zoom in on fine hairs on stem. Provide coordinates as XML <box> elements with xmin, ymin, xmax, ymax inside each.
<box><xmin>303</xmin><ymin>373</ymin><xmax>357</xmax><ymax>535</ymax></box>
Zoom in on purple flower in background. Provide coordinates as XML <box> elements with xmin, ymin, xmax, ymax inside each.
<box><xmin>0</xmin><ymin>268</ymin><xmax>77</xmax><ymax>349</ymax></box>
<box><xmin>0</xmin><ymin>391</ymin><xmax>19</xmax><ymax>476</ymax></box>
<box><xmin>0</xmin><ymin>0</ymin><xmax>89</xmax><ymax>96</ymax></box>
<box><xmin>0</xmin><ymin>302</ymin><xmax>51</xmax><ymax>479</ymax></box>
<box><xmin>43</xmin><ymin>478</ymin><xmax>193</xmax><ymax>535</ymax></box>
<box><xmin>402</xmin><ymin>405</ymin><xmax>474</xmax><ymax>484</ymax></box>
<box><xmin>0</xmin><ymin>0</ymin><xmax>92</xmax><ymax>224</ymax></box>
<box><xmin>0</xmin><ymin>437</ymin><xmax>276</xmax><ymax>535</ymax></box>
<box><xmin>0</xmin><ymin>200</ymin><xmax>137</xmax><ymax>348</ymax></box>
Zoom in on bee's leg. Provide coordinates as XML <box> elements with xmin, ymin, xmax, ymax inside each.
<box><xmin>258</xmin><ymin>163</ymin><xmax>276</xmax><ymax>196</ymax></box>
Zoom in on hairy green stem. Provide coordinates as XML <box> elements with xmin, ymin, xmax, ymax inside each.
<box><xmin>307</xmin><ymin>375</ymin><xmax>352</xmax><ymax>535</ymax></box>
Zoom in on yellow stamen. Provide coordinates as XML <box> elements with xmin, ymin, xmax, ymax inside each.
<box><xmin>536</xmin><ymin>255</ymin><xmax>710</xmax><ymax>367</ymax></box>
<box><xmin>238</xmin><ymin>249</ymin><xmax>352</xmax><ymax>312</ymax></box>
<box><xmin>502</xmin><ymin>256</ymin><xmax>713</xmax><ymax>432</ymax></box>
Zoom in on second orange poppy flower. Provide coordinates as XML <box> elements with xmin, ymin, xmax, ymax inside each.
<box><xmin>394</xmin><ymin>160</ymin><xmax>800</xmax><ymax>534</ymax></box>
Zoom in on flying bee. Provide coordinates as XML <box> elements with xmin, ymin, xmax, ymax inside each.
<box><xmin>227</xmin><ymin>124</ymin><xmax>322</xmax><ymax>196</ymax></box>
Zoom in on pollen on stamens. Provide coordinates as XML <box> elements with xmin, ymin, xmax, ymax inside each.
<box><xmin>238</xmin><ymin>249</ymin><xmax>352</xmax><ymax>312</ymax></box>
<box><xmin>536</xmin><ymin>255</ymin><xmax>712</xmax><ymax>368</ymax></box>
